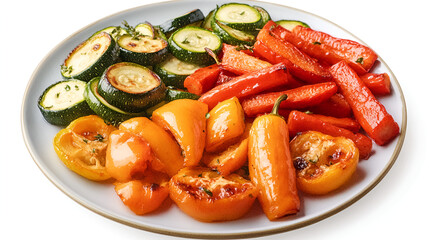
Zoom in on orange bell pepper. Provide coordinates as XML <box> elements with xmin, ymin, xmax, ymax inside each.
<box><xmin>242</xmin><ymin>82</ymin><xmax>337</xmax><ymax>117</ymax></box>
<box><xmin>290</xmin><ymin>131</ymin><xmax>359</xmax><ymax>195</ymax></box>
<box><xmin>114</xmin><ymin>170</ymin><xmax>170</xmax><ymax>215</ymax></box>
<box><xmin>106</xmin><ymin>129</ymin><xmax>154</xmax><ymax>182</ymax></box>
<box><xmin>53</xmin><ymin>115</ymin><xmax>116</xmax><ymax>181</ymax></box>
<box><xmin>119</xmin><ymin>117</ymin><xmax>184</xmax><ymax>177</ymax></box>
<box><xmin>169</xmin><ymin>167</ymin><xmax>258</xmax><ymax>222</ymax></box>
<box><xmin>205</xmin><ymin>97</ymin><xmax>245</xmax><ymax>152</ymax></box>
<box><xmin>330</xmin><ymin>61</ymin><xmax>399</xmax><ymax>145</ymax></box>
<box><xmin>254</xmin><ymin>28</ymin><xmax>332</xmax><ymax>83</ymax></box>
<box><xmin>151</xmin><ymin>99</ymin><xmax>208</xmax><ymax>166</ymax></box>
<box><xmin>221</xmin><ymin>43</ymin><xmax>272</xmax><ymax>75</ymax></box>
<box><xmin>184</xmin><ymin>64</ymin><xmax>221</xmax><ymax>95</ymax></box>
<box><xmin>360</xmin><ymin>72</ymin><xmax>391</xmax><ymax>95</ymax></box>
<box><xmin>248</xmin><ymin>95</ymin><xmax>300</xmax><ymax>220</ymax></box>
<box><xmin>287</xmin><ymin>110</ymin><xmax>372</xmax><ymax>159</ymax></box>
<box><xmin>198</xmin><ymin>62</ymin><xmax>290</xmax><ymax>110</ymax></box>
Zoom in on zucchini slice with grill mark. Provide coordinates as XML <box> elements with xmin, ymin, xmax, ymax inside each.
<box><xmin>38</xmin><ymin>79</ymin><xmax>94</xmax><ymax>126</ymax></box>
<box><xmin>168</xmin><ymin>26</ymin><xmax>222</xmax><ymax>65</ymax></box>
<box><xmin>276</xmin><ymin>20</ymin><xmax>310</xmax><ymax>31</ymax></box>
<box><xmin>84</xmin><ymin>77</ymin><xmax>146</xmax><ymax>126</ymax></box>
<box><xmin>159</xmin><ymin>9</ymin><xmax>205</xmax><ymax>37</ymax></box>
<box><xmin>97</xmin><ymin>62</ymin><xmax>166</xmax><ymax>112</ymax></box>
<box><xmin>153</xmin><ymin>55</ymin><xmax>202</xmax><ymax>89</ymax></box>
<box><xmin>61</xmin><ymin>32</ymin><xmax>119</xmax><ymax>81</ymax></box>
<box><xmin>211</xmin><ymin>20</ymin><xmax>255</xmax><ymax>46</ymax></box>
<box><xmin>118</xmin><ymin>34</ymin><xmax>168</xmax><ymax>66</ymax></box>
<box><xmin>214</xmin><ymin>3</ymin><xmax>262</xmax><ymax>32</ymax></box>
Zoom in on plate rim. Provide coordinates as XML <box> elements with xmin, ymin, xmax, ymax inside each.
<box><xmin>21</xmin><ymin>0</ymin><xmax>407</xmax><ymax>238</ymax></box>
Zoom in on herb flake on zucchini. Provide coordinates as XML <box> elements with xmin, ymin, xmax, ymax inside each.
<box><xmin>38</xmin><ymin>79</ymin><xmax>94</xmax><ymax>126</ymax></box>
<box><xmin>168</xmin><ymin>26</ymin><xmax>222</xmax><ymax>65</ymax></box>
<box><xmin>97</xmin><ymin>62</ymin><xmax>166</xmax><ymax>112</ymax></box>
<box><xmin>84</xmin><ymin>77</ymin><xmax>146</xmax><ymax>126</ymax></box>
<box><xmin>61</xmin><ymin>32</ymin><xmax>119</xmax><ymax>82</ymax></box>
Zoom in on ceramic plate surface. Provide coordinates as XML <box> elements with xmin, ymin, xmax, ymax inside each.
<box><xmin>22</xmin><ymin>0</ymin><xmax>406</xmax><ymax>238</ymax></box>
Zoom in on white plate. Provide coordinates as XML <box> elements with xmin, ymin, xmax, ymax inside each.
<box><xmin>21</xmin><ymin>0</ymin><xmax>407</xmax><ymax>238</ymax></box>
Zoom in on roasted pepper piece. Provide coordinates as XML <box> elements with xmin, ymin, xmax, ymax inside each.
<box><xmin>114</xmin><ymin>170</ymin><xmax>170</xmax><ymax>215</ymax></box>
<box><xmin>169</xmin><ymin>167</ymin><xmax>258</xmax><ymax>222</ymax></box>
<box><xmin>360</xmin><ymin>72</ymin><xmax>391</xmax><ymax>96</ymax></box>
<box><xmin>242</xmin><ymin>82</ymin><xmax>337</xmax><ymax>117</ymax></box>
<box><xmin>290</xmin><ymin>131</ymin><xmax>359</xmax><ymax>195</ymax></box>
<box><xmin>184</xmin><ymin>64</ymin><xmax>221</xmax><ymax>95</ymax></box>
<box><xmin>254</xmin><ymin>28</ymin><xmax>331</xmax><ymax>83</ymax></box>
<box><xmin>287</xmin><ymin>110</ymin><xmax>372</xmax><ymax>159</ymax></box>
<box><xmin>310</xmin><ymin>114</ymin><xmax>361</xmax><ymax>133</ymax></box>
<box><xmin>205</xmin><ymin>97</ymin><xmax>245</xmax><ymax>152</ymax></box>
<box><xmin>152</xmin><ymin>99</ymin><xmax>208</xmax><ymax>166</ymax></box>
<box><xmin>308</xmin><ymin>93</ymin><xmax>352</xmax><ymax>118</ymax></box>
<box><xmin>106</xmin><ymin>129</ymin><xmax>154</xmax><ymax>182</ymax></box>
<box><xmin>119</xmin><ymin>117</ymin><xmax>184</xmax><ymax>177</ymax></box>
<box><xmin>221</xmin><ymin>43</ymin><xmax>272</xmax><ymax>75</ymax></box>
<box><xmin>248</xmin><ymin>95</ymin><xmax>300</xmax><ymax>220</ymax></box>
<box><xmin>199</xmin><ymin>62</ymin><xmax>290</xmax><ymax>110</ymax></box>
<box><xmin>53</xmin><ymin>115</ymin><xmax>116</xmax><ymax>181</ymax></box>
<box><xmin>330</xmin><ymin>61</ymin><xmax>399</xmax><ymax>145</ymax></box>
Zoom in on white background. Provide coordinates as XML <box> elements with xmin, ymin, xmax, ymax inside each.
<box><xmin>2</xmin><ymin>0</ymin><xmax>428</xmax><ymax>239</ymax></box>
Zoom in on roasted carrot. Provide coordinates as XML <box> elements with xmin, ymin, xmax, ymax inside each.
<box><xmin>310</xmin><ymin>114</ymin><xmax>361</xmax><ymax>133</ymax></box>
<box><xmin>287</xmin><ymin>110</ymin><xmax>372</xmax><ymax>159</ymax></box>
<box><xmin>249</xmin><ymin>95</ymin><xmax>300</xmax><ymax>220</ymax></box>
<box><xmin>285</xmin><ymin>25</ymin><xmax>378</xmax><ymax>75</ymax></box>
<box><xmin>360</xmin><ymin>72</ymin><xmax>391</xmax><ymax>95</ymax></box>
<box><xmin>242</xmin><ymin>82</ymin><xmax>337</xmax><ymax>117</ymax></box>
<box><xmin>329</xmin><ymin>61</ymin><xmax>399</xmax><ymax>145</ymax></box>
<box><xmin>184</xmin><ymin>64</ymin><xmax>221</xmax><ymax>95</ymax></box>
<box><xmin>308</xmin><ymin>93</ymin><xmax>352</xmax><ymax>118</ymax></box>
<box><xmin>199</xmin><ymin>62</ymin><xmax>290</xmax><ymax>109</ymax></box>
<box><xmin>221</xmin><ymin>43</ymin><xmax>272</xmax><ymax>75</ymax></box>
<box><xmin>215</xmin><ymin>69</ymin><xmax>236</xmax><ymax>86</ymax></box>
<box><xmin>254</xmin><ymin>28</ymin><xmax>331</xmax><ymax>83</ymax></box>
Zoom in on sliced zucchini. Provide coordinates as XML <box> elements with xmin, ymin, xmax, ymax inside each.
<box><xmin>61</xmin><ymin>32</ymin><xmax>119</xmax><ymax>81</ymax></box>
<box><xmin>92</xmin><ymin>26</ymin><xmax>127</xmax><ymax>40</ymax></box>
<box><xmin>153</xmin><ymin>55</ymin><xmax>202</xmax><ymax>89</ymax></box>
<box><xmin>253</xmin><ymin>6</ymin><xmax>271</xmax><ymax>28</ymax></box>
<box><xmin>159</xmin><ymin>9</ymin><xmax>205</xmax><ymax>37</ymax></box>
<box><xmin>202</xmin><ymin>9</ymin><xmax>215</xmax><ymax>31</ymax></box>
<box><xmin>84</xmin><ymin>77</ymin><xmax>146</xmax><ymax>126</ymax></box>
<box><xmin>38</xmin><ymin>79</ymin><xmax>94</xmax><ymax>126</ymax></box>
<box><xmin>214</xmin><ymin>3</ymin><xmax>262</xmax><ymax>32</ymax></box>
<box><xmin>97</xmin><ymin>62</ymin><xmax>166</xmax><ymax>112</ymax></box>
<box><xmin>165</xmin><ymin>87</ymin><xmax>200</xmax><ymax>101</ymax></box>
<box><xmin>211</xmin><ymin>20</ymin><xmax>255</xmax><ymax>46</ymax></box>
<box><xmin>168</xmin><ymin>26</ymin><xmax>222</xmax><ymax>65</ymax></box>
<box><xmin>135</xmin><ymin>22</ymin><xmax>155</xmax><ymax>38</ymax></box>
<box><xmin>276</xmin><ymin>20</ymin><xmax>310</xmax><ymax>31</ymax></box>
<box><xmin>118</xmin><ymin>34</ymin><xmax>168</xmax><ymax>66</ymax></box>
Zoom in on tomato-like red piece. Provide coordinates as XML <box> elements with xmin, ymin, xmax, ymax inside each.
<box><xmin>169</xmin><ymin>167</ymin><xmax>258</xmax><ymax>222</ymax></box>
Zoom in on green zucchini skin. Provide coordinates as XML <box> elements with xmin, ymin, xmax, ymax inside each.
<box><xmin>159</xmin><ymin>9</ymin><xmax>205</xmax><ymax>36</ymax></box>
<box><xmin>275</xmin><ymin>20</ymin><xmax>310</xmax><ymax>31</ymax></box>
<box><xmin>117</xmin><ymin>34</ymin><xmax>169</xmax><ymax>66</ymax></box>
<box><xmin>84</xmin><ymin>77</ymin><xmax>146</xmax><ymax>126</ymax></box>
<box><xmin>153</xmin><ymin>55</ymin><xmax>201</xmax><ymax>89</ymax></box>
<box><xmin>214</xmin><ymin>3</ymin><xmax>262</xmax><ymax>32</ymax></box>
<box><xmin>165</xmin><ymin>87</ymin><xmax>200</xmax><ymax>101</ymax></box>
<box><xmin>168</xmin><ymin>26</ymin><xmax>222</xmax><ymax>65</ymax></box>
<box><xmin>61</xmin><ymin>32</ymin><xmax>119</xmax><ymax>82</ymax></box>
<box><xmin>211</xmin><ymin>20</ymin><xmax>255</xmax><ymax>46</ymax></box>
<box><xmin>97</xmin><ymin>62</ymin><xmax>166</xmax><ymax>113</ymax></box>
<box><xmin>253</xmin><ymin>6</ymin><xmax>271</xmax><ymax>27</ymax></box>
<box><xmin>202</xmin><ymin>9</ymin><xmax>215</xmax><ymax>31</ymax></box>
<box><xmin>38</xmin><ymin>80</ymin><xmax>94</xmax><ymax>126</ymax></box>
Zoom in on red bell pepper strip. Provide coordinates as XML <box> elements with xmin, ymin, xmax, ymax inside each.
<box><xmin>215</xmin><ymin>69</ymin><xmax>236</xmax><ymax>86</ymax></box>
<box><xmin>199</xmin><ymin>62</ymin><xmax>290</xmax><ymax>110</ymax></box>
<box><xmin>287</xmin><ymin>110</ymin><xmax>372</xmax><ymax>159</ymax></box>
<box><xmin>329</xmin><ymin>61</ymin><xmax>399</xmax><ymax>145</ymax></box>
<box><xmin>254</xmin><ymin>29</ymin><xmax>331</xmax><ymax>83</ymax></box>
<box><xmin>360</xmin><ymin>72</ymin><xmax>391</xmax><ymax>95</ymax></box>
<box><xmin>221</xmin><ymin>43</ymin><xmax>272</xmax><ymax>75</ymax></box>
<box><xmin>184</xmin><ymin>64</ymin><xmax>221</xmax><ymax>95</ymax></box>
<box><xmin>284</xmin><ymin>25</ymin><xmax>377</xmax><ymax>75</ymax></box>
<box><xmin>310</xmin><ymin>114</ymin><xmax>361</xmax><ymax>133</ymax></box>
<box><xmin>242</xmin><ymin>82</ymin><xmax>337</xmax><ymax>117</ymax></box>
<box><xmin>308</xmin><ymin>93</ymin><xmax>352</xmax><ymax>118</ymax></box>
